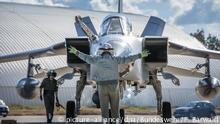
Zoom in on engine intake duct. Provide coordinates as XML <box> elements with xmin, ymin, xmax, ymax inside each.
<box><xmin>142</xmin><ymin>37</ymin><xmax>168</xmax><ymax>68</ymax></box>
<box><xmin>66</xmin><ymin>37</ymin><xmax>90</xmax><ymax>64</ymax></box>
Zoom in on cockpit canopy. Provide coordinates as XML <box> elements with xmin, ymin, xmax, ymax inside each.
<box><xmin>100</xmin><ymin>14</ymin><xmax>132</xmax><ymax>36</ymax></box>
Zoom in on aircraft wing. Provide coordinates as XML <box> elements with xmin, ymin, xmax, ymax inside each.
<box><xmin>0</xmin><ymin>42</ymin><xmax>65</xmax><ymax>63</ymax></box>
<box><xmin>169</xmin><ymin>42</ymin><xmax>220</xmax><ymax>59</ymax></box>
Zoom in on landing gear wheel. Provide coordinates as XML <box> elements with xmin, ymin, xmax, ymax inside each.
<box><xmin>108</xmin><ymin>109</ymin><xmax>125</xmax><ymax>124</ymax></box>
<box><xmin>92</xmin><ymin>90</ymin><xmax>100</xmax><ymax>108</ymax></box>
<box><xmin>188</xmin><ymin>113</ymin><xmax>193</xmax><ymax>120</ymax></box>
<box><xmin>66</xmin><ymin>100</ymin><xmax>76</xmax><ymax>121</ymax></box>
<box><xmin>162</xmin><ymin>101</ymin><xmax>172</xmax><ymax>123</ymax></box>
<box><xmin>120</xmin><ymin>109</ymin><xmax>125</xmax><ymax>124</ymax></box>
<box><xmin>109</xmin><ymin>109</ymin><xmax>112</xmax><ymax>118</ymax></box>
<box><xmin>210</xmin><ymin>112</ymin><xmax>215</xmax><ymax>120</ymax></box>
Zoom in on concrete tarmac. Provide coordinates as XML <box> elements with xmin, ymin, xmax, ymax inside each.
<box><xmin>0</xmin><ymin>115</ymin><xmax>220</xmax><ymax>123</ymax></box>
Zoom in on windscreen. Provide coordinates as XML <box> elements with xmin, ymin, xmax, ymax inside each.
<box><xmin>108</xmin><ymin>18</ymin><xmax>123</xmax><ymax>34</ymax></box>
<box><xmin>185</xmin><ymin>102</ymin><xmax>196</xmax><ymax>107</ymax></box>
<box><xmin>100</xmin><ymin>17</ymin><xmax>124</xmax><ymax>36</ymax></box>
<box><xmin>100</xmin><ymin>15</ymin><xmax>132</xmax><ymax>36</ymax></box>
<box><xmin>0</xmin><ymin>100</ymin><xmax>5</xmax><ymax>105</ymax></box>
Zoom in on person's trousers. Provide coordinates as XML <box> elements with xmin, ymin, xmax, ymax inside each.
<box><xmin>75</xmin><ymin>79</ymin><xmax>86</xmax><ymax>114</ymax></box>
<box><xmin>43</xmin><ymin>93</ymin><xmax>55</xmax><ymax>123</ymax></box>
<box><xmin>75</xmin><ymin>80</ymin><xmax>86</xmax><ymax>100</ymax></box>
<box><xmin>97</xmin><ymin>81</ymin><xmax>120</xmax><ymax>123</ymax></box>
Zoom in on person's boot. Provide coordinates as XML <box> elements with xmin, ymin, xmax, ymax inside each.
<box><xmin>47</xmin><ymin>113</ymin><xmax>52</xmax><ymax>123</ymax></box>
<box><xmin>47</xmin><ymin>119</ymin><xmax>52</xmax><ymax>123</ymax></box>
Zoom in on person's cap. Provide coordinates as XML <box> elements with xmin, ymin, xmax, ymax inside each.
<box><xmin>47</xmin><ymin>70</ymin><xmax>57</xmax><ymax>77</ymax></box>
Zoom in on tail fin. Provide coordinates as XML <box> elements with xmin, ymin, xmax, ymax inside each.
<box><xmin>118</xmin><ymin>0</ymin><xmax>123</xmax><ymax>13</ymax></box>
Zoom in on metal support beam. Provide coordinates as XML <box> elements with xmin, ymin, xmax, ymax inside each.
<box><xmin>27</xmin><ymin>56</ymin><xmax>34</xmax><ymax>77</ymax></box>
<box><xmin>205</xmin><ymin>57</ymin><xmax>210</xmax><ymax>77</ymax></box>
<box><xmin>193</xmin><ymin>57</ymin><xmax>211</xmax><ymax>77</ymax></box>
<box><xmin>118</xmin><ymin>0</ymin><xmax>123</xmax><ymax>13</ymax></box>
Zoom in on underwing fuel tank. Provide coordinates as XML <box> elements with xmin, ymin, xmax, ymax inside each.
<box><xmin>195</xmin><ymin>77</ymin><xmax>220</xmax><ymax>100</ymax></box>
<box><xmin>16</xmin><ymin>77</ymin><xmax>40</xmax><ymax>99</ymax></box>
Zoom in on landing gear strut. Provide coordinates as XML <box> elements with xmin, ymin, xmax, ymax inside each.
<box><xmin>149</xmin><ymin>70</ymin><xmax>162</xmax><ymax>115</ymax></box>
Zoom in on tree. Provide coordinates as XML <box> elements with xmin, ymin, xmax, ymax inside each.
<box><xmin>190</xmin><ymin>29</ymin><xmax>220</xmax><ymax>51</ymax></box>
<box><xmin>190</xmin><ymin>29</ymin><xmax>206</xmax><ymax>45</ymax></box>
<box><xmin>206</xmin><ymin>34</ymin><xmax>220</xmax><ymax>51</ymax></box>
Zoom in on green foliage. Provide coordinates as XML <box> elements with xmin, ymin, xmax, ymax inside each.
<box><xmin>206</xmin><ymin>34</ymin><xmax>220</xmax><ymax>50</ymax></box>
<box><xmin>190</xmin><ymin>29</ymin><xmax>206</xmax><ymax>45</ymax></box>
<box><xmin>190</xmin><ymin>29</ymin><xmax>220</xmax><ymax>51</ymax></box>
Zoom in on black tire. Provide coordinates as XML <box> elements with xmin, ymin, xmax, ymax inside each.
<box><xmin>120</xmin><ymin>109</ymin><xmax>125</xmax><ymax>124</ymax></box>
<box><xmin>209</xmin><ymin>112</ymin><xmax>216</xmax><ymax>120</ymax></box>
<box><xmin>188</xmin><ymin>112</ymin><xmax>193</xmax><ymax>120</ymax></box>
<box><xmin>109</xmin><ymin>109</ymin><xmax>112</xmax><ymax>118</ymax></box>
<box><xmin>162</xmin><ymin>101</ymin><xmax>172</xmax><ymax>123</ymax></box>
<box><xmin>66</xmin><ymin>100</ymin><xmax>75</xmax><ymax>120</ymax></box>
<box><xmin>92</xmin><ymin>90</ymin><xmax>100</xmax><ymax>108</ymax></box>
<box><xmin>108</xmin><ymin>109</ymin><xmax>124</xmax><ymax>124</ymax></box>
<box><xmin>174</xmin><ymin>115</ymin><xmax>180</xmax><ymax>119</ymax></box>
<box><xmin>3</xmin><ymin>114</ymin><xmax>7</xmax><ymax>117</ymax></box>
<box><xmin>195</xmin><ymin>116</ymin><xmax>201</xmax><ymax>120</ymax></box>
<box><xmin>175</xmin><ymin>116</ymin><xmax>181</xmax><ymax>120</ymax></box>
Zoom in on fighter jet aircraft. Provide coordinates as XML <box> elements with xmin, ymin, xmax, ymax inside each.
<box><xmin>1</xmin><ymin>0</ymin><xmax>220</xmax><ymax>117</ymax></box>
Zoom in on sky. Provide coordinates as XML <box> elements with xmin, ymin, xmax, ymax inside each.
<box><xmin>0</xmin><ymin>0</ymin><xmax>219</xmax><ymax>38</ymax></box>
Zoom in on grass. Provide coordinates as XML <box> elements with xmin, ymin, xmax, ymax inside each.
<box><xmin>9</xmin><ymin>104</ymin><xmax>42</xmax><ymax>110</ymax></box>
<box><xmin>8</xmin><ymin>104</ymin><xmax>65</xmax><ymax>116</ymax></box>
<box><xmin>8</xmin><ymin>104</ymin><xmax>220</xmax><ymax>116</ymax></box>
<box><xmin>121</xmin><ymin>106</ymin><xmax>156</xmax><ymax>115</ymax></box>
<box><xmin>8</xmin><ymin>104</ymin><xmax>158</xmax><ymax>115</ymax></box>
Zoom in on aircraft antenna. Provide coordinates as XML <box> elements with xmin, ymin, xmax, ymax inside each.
<box><xmin>118</xmin><ymin>0</ymin><xmax>123</xmax><ymax>13</ymax></box>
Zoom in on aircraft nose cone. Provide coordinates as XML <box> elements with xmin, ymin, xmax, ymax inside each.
<box><xmin>110</xmin><ymin>41</ymin><xmax>131</xmax><ymax>56</ymax></box>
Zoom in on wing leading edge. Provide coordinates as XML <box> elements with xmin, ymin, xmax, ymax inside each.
<box><xmin>169</xmin><ymin>42</ymin><xmax>220</xmax><ymax>60</ymax></box>
<box><xmin>0</xmin><ymin>42</ymin><xmax>65</xmax><ymax>63</ymax></box>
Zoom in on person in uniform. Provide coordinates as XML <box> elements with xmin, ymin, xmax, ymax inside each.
<box><xmin>68</xmin><ymin>43</ymin><xmax>149</xmax><ymax>123</ymax></box>
<box><xmin>73</xmin><ymin>67</ymin><xmax>87</xmax><ymax>115</ymax></box>
<box><xmin>40</xmin><ymin>70</ymin><xmax>60</xmax><ymax>123</ymax></box>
